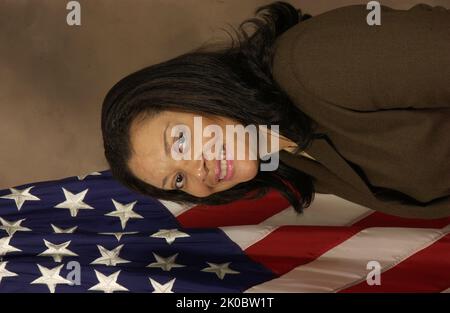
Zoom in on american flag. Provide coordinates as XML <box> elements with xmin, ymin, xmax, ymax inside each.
<box><xmin>0</xmin><ymin>170</ymin><xmax>449</xmax><ymax>293</ymax></box>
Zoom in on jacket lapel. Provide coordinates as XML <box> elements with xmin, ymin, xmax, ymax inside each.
<box><xmin>302</xmin><ymin>135</ymin><xmax>374</xmax><ymax>196</ymax></box>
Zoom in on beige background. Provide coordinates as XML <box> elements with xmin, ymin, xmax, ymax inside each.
<box><xmin>1</xmin><ymin>0</ymin><xmax>449</xmax><ymax>190</ymax></box>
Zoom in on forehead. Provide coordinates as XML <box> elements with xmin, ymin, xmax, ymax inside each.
<box><xmin>130</xmin><ymin>112</ymin><xmax>165</xmax><ymax>157</ymax></box>
<box><xmin>128</xmin><ymin>112</ymin><xmax>169</xmax><ymax>184</ymax></box>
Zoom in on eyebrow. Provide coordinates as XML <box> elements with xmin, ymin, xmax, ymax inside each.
<box><xmin>162</xmin><ymin>122</ymin><xmax>171</xmax><ymax>189</ymax></box>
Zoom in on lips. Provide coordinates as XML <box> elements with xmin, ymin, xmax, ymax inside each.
<box><xmin>215</xmin><ymin>145</ymin><xmax>224</xmax><ymax>182</ymax></box>
<box><xmin>215</xmin><ymin>144</ymin><xmax>233</xmax><ymax>182</ymax></box>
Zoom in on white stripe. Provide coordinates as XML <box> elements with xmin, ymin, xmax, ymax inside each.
<box><xmin>160</xmin><ymin>193</ymin><xmax>374</xmax><ymax>225</ymax></box>
<box><xmin>245</xmin><ymin>225</ymin><xmax>450</xmax><ymax>293</ymax></box>
<box><xmin>157</xmin><ymin>199</ymin><xmax>195</xmax><ymax>217</ymax></box>
<box><xmin>259</xmin><ymin>194</ymin><xmax>374</xmax><ymax>226</ymax></box>
<box><xmin>220</xmin><ymin>225</ymin><xmax>278</xmax><ymax>250</ymax></box>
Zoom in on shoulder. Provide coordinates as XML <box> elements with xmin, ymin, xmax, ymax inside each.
<box><xmin>272</xmin><ymin>4</ymin><xmax>394</xmax><ymax>108</ymax></box>
<box><xmin>272</xmin><ymin>3</ymin><xmax>448</xmax><ymax>111</ymax></box>
<box><xmin>272</xmin><ymin>4</ymin><xmax>382</xmax><ymax>70</ymax></box>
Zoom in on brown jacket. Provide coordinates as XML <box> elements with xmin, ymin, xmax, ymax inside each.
<box><xmin>272</xmin><ymin>3</ymin><xmax>450</xmax><ymax>219</ymax></box>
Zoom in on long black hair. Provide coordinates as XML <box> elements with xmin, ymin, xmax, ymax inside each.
<box><xmin>101</xmin><ymin>1</ymin><xmax>318</xmax><ymax>213</ymax></box>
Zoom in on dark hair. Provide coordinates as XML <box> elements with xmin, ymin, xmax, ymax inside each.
<box><xmin>101</xmin><ymin>1</ymin><xmax>318</xmax><ymax>213</ymax></box>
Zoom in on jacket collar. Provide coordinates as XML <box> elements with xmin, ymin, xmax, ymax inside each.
<box><xmin>283</xmin><ymin>125</ymin><xmax>373</xmax><ymax>196</ymax></box>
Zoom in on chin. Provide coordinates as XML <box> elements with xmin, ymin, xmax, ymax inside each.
<box><xmin>237</xmin><ymin>161</ymin><xmax>259</xmax><ymax>183</ymax></box>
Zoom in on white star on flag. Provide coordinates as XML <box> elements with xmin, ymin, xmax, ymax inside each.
<box><xmin>149</xmin><ymin>277</ymin><xmax>176</xmax><ymax>293</ymax></box>
<box><xmin>90</xmin><ymin>244</ymin><xmax>130</xmax><ymax>266</ymax></box>
<box><xmin>88</xmin><ymin>270</ymin><xmax>129</xmax><ymax>293</ymax></box>
<box><xmin>0</xmin><ymin>261</ymin><xmax>18</xmax><ymax>284</ymax></box>
<box><xmin>0</xmin><ymin>217</ymin><xmax>31</xmax><ymax>237</ymax></box>
<box><xmin>0</xmin><ymin>236</ymin><xmax>22</xmax><ymax>257</ymax></box>
<box><xmin>150</xmin><ymin>229</ymin><xmax>190</xmax><ymax>245</ymax></box>
<box><xmin>105</xmin><ymin>199</ymin><xmax>143</xmax><ymax>229</ymax></box>
<box><xmin>147</xmin><ymin>252</ymin><xmax>185</xmax><ymax>271</ymax></box>
<box><xmin>54</xmin><ymin>188</ymin><xmax>94</xmax><ymax>217</ymax></box>
<box><xmin>77</xmin><ymin>171</ymin><xmax>102</xmax><ymax>180</ymax></box>
<box><xmin>38</xmin><ymin>239</ymin><xmax>78</xmax><ymax>263</ymax></box>
<box><xmin>0</xmin><ymin>186</ymin><xmax>40</xmax><ymax>211</ymax></box>
<box><xmin>201</xmin><ymin>262</ymin><xmax>240</xmax><ymax>280</ymax></box>
<box><xmin>99</xmin><ymin>231</ymin><xmax>138</xmax><ymax>242</ymax></box>
<box><xmin>51</xmin><ymin>224</ymin><xmax>78</xmax><ymax>234</ymax></box>
<box><xmin>30</xmin><ymin>264</ymin><xmax>72</xmax><ymax>293</ymax></box>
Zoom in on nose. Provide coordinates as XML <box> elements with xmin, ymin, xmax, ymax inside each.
<box><xmin>186</xmin><ymin>152</ymin><xmax>209</xmax><ymax>184</ymax></box>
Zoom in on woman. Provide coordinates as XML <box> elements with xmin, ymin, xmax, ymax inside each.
<box><xmin>101</xmin><ymin>2</ymin><xmax>450</xmax><ymax>219</ymax></box>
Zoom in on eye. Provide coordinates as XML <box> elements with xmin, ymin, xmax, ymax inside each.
<box><xmin>177</xmin><ymin>132</ymin><xmax>186</xmax><ymax>154</ymax></box>
<box><xmin>174</xmin><ymin>173</ymin><xmax>184</xmax><ymax>189</ymax></box>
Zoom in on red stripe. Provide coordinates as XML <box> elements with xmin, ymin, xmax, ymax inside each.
<box><xmin>340</xmin><ymin>233</ymin><xmax>450</xmax><ymax>293</ymax></box>
<box><xmin>244</xmin><ymin>225</ymin><xmax>365</xmax><ymax>276</ymax></box>
<box><xmin>177</xmin><ymin>189</ymin><xmax>290</xmax><ymax>228</ymax></box>
<box><xmin>352</xmin><ymin>211</ymin><xmax>450</xmax><ymax>229</ymax></box>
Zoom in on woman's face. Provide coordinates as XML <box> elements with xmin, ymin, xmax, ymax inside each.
<box><xmin>128</xmin><ymin>110</ymin><xmax>260</xmax><ymax>197</ymax></box>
